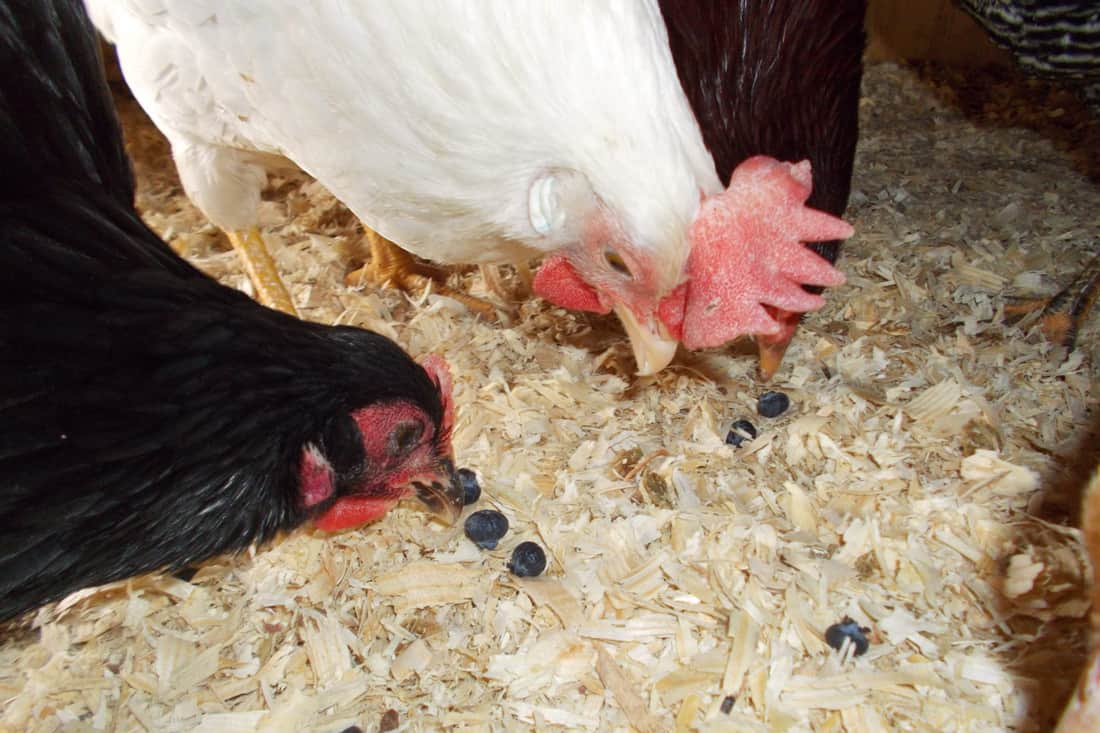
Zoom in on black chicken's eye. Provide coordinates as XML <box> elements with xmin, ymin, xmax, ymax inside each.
<box><xmin>388</xmin><ymin>421</ymin><xmax>424</xmax><ymax>456</ymax></box>
<box><xmin>604</xmin><ymin>250</ymin><xmax>631</xmax><ymax>277</ymax></box>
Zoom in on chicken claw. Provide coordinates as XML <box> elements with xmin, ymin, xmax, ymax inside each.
<box><xmin>347</xmin><ymin>229</ymin><xmax>499</xmax><ymax>318</ymax></box>
<box><xmin>1005</xmin><ymin>251</ymin><xmax>1100</xmax><ymax>351</ymax></box>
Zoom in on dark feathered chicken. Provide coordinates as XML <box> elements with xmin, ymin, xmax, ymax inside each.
<box><xmin>0</xmin><ymin>0</ymin><xmax>463</xmax><ymax>623</ymax></box>
<box><xmin>957</xmin><ymin>0</ymin><xmax>1099</xmax><ymax>112</ymax></box>
<box><xmin>658</xmin><ymin>0</ymin><xmax>867</xmax><ymax>378</ymax></box>
<box><xmin>956</xmin><ymin>0</ymin><xmax>1100</xmax><ymax>350</ymax></box>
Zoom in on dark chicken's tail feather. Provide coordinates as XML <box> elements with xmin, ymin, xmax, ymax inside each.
<box><xmin>0</xmin><ymin>0</ymin><xmax>301</xmax><ymax>303</ymax></box>
<box><xmin>0</xmin><ymin>0</ymin><xmax>133</xmax><ymax>205</ymax></box>
<box><xmin>0</xmin><ymin>0</ymin><xmax>203</xmax><ymax>280</ymax></box>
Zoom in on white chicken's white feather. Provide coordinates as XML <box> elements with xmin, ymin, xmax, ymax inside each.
<box><xmin>87</xmin><ymin>0</ymin><xmax>720</xmax><ymax>284</ymax></box>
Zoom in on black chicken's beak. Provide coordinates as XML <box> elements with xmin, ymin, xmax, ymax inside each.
<box><xmin>411</xmin><ymin>458</ymin><xmax>464</xmax><ymax>525</ymax></box>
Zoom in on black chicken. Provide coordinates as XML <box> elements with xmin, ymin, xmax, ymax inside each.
<box><xmin>658</xmin><ymin>0</ymin><xmax>867</xmax><ymax>378</ymax></box>
<box><xmin>956</xmin><ymin>0</ymin><xmax>1100</xmax><ymax>350</ymax></box>
<box><xmin>0</xmin><ymin>0</ymin><xmax>464</xmax><ymax>623</ymax></box>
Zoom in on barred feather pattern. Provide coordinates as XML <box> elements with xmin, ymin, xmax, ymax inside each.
<box><xmin>956</xmin><ymin>0</ymin><xmax>1100</xmax><ymax>111</ymax></box>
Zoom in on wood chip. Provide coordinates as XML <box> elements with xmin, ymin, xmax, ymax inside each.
<box><xmin>372</xmin><ymin>561</ymin><xmax>484</xmax><ymax>609</ymax></box>
<box><xmin>595</xmin><ymin>646</ymin><xmax>666</xmax><ymax>733</ymax></box>
<box><xmin>3</xmin><ymin>60</ymin><xmax>1095</xmax><ymax>733</ymax></box>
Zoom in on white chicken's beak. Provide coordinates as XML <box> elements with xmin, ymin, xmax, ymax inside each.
<box><xmin>613</xmin><ymin>304</ymin><xmax>678</xmax><ymax>376</ymax></box>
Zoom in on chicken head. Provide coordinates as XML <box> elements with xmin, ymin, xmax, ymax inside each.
<box><xmin>302</xmin><ymin>355</ymin><xmax>463</xmax><ymax>531</ymax></box>
<box><xmin>530</xmin><ymin>173</ymin><xmax>681</xmax><ymax>376</ymax></box>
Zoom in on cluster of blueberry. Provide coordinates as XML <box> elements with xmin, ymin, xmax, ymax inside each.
<box><xmin>456</xmin><ymin>393</ymin><xmax>874</xmax><ymax>665</ymax></box>
<box><xmin>459</xmin><ymin>469</ymin><xmax>547</xmax><ymax>578</ymax></box>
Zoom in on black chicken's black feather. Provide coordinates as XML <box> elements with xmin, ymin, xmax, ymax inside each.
<box><xmin>0</xmin><ymin>0</ymin><xmax>445</xmax><ymax>622</ymax></box>
<box><xmin>658</xmin><ymin>0</ymin><xmax>866</xmax><ymax>266</ymax></box>
<box><xmin>0</xmin><ymin>0</ymin><xmax>132</xmax><ymax>205</ymax></box>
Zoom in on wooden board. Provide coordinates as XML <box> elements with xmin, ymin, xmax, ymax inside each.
<box><xmin>867</xmin><ymin>0</ymin><xmax>1013</xmax><ymax>66</ymax></box>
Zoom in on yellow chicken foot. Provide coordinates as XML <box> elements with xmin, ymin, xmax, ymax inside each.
<box><xmin>226</xmin><ymin>227</ymin><xmax>299</xmax><ymax>317</ymax></box>
<box><xmin>479</xmin><ymin>265</ymin><xmax>509</xmax><ymax>301</ymax></box>
<box><xmin>479</xmin><ymin>262</ymin><xmax>533</xmax><ymax>302</ymax></box>
<box><xmin>1005</xmin><ymin>251</ymin><xmax>1100</xmax><ymax>350</ymax></box>
<box><xmin>346</xmin><ymin>229</ymin><xmax>498</xmax><ymax>318</ymax></box>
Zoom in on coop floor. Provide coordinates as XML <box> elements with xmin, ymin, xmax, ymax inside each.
<box><xmin>2</xmin><ymin>63</ymin><xmax>1098</xmax><ymax>732</ymax></box>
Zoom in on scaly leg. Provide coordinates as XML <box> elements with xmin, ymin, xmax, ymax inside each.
<box><xmin>1005</xmin><ymin>252</ymin><xmax>1100</xmax><ymax>350</ymax></box>
<box><xmin>480</xmin><ymin>265</ymin><xmax>509</xmax><ymax>302</ymax></box>
<box><xmin>226</xmin><ymin>227</ymin><xmax>299</xmax><ymax>317</ymax></box>
<box><xmin>346</xmin><ymin>228</ymin><xmax>498</xmax><ymax>317</ymax></box>
<box><xmin>479</xmin><ymin>262</ymin><xmax>534</xmax><ymax>302</ymax></box>
<box><xmin>514</xmin><ymin>261</ymin><xmax>534</xmax><ymax>299</ymax></box>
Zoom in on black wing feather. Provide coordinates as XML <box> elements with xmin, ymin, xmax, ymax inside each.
<box><xmin>0</xmin><ymin>0</ymin><xmax>132</xmax><ymax>205</ymax></box>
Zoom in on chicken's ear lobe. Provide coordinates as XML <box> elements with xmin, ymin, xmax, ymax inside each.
<box><xmin>532</xmin><ymin>254</ymin><xmax>609</xmax><ymax>314</ymax></box>
<box><xmin>299</xmin><ymin>443</ymin><xmax>335</xmax><ymax>509</ymax></box>
<box><xmin>418</xmin><ymin>354</ymin><xmax>454</xmax><ymax>440</ymax></box>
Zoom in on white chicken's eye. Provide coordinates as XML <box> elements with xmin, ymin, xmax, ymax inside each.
<box><xmin>529</xmin><ymin>174</ymin><xmax>564</xmax><ymax>235</ymax></box>
<box><xmin>388</xmin><ymin>421</ymin><xmax>424</xmax><ymax>457</ymax></box>
<box><xmin>604</xmin><ymin>250</ymin><xmax>631</xmax><ymax>277</ymax></box>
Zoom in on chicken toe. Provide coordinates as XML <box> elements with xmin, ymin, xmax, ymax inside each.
<box><xmin>347</xmin><ymin>229</ymin><xmax>499</xmax><ymax>318</ymax></box>
<box><xmin>226</xmin><ymin>227</ymin><xmax>299</xmax><ymax>317</ymax></box>
<box><xmin>1005</xmin><ymin>252</ymin><xmax>1100</xmax><ymax>351</ymax></box>
<box><xmin>479</xmin><ymin>263</ymin><xmax>533</xmax><ymax>303</ymax></box>
<box><xmin>754</xmin><ymin>306</ymin><xmax>803</xmax><ymax>381</ymax></box>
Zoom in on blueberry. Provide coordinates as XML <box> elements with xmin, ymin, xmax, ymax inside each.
<box><xmin>719</xmin><ymin>695</ymin><xmax>735</xmax><ymax>714</ymax></box>
<box><xmin>508</xmin><ymin>541</ymin><xmax>547</xmax><ymax>577</ymax></box>
<box><xmin>458</xmin><ymin>467</ymin><xmax>481</xmax><ymax>505</ymax></box>
<box><xmin>757</xmin><ymin>390</ymin><xmax>790</xmax><ymax>418</ymax></box>
<box><xmin>824</xmin><ymin>617</ymin><xmax>870</xmax><ymax>656</ymax></box>
<box><xmin>725</xmin><ymin>419</ymin><xmax>757</xmax><ymax>447</ymax></box>
<box><xmin>464</xmin><ymin>509</ymin><xmax>508</xmax><ymax>549</ymax></box>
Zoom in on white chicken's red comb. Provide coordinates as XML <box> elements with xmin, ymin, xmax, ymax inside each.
<box><xmin>659</xmin><ymin>156</ymin><xmax>852</xmax><ymax>350</ymax></box>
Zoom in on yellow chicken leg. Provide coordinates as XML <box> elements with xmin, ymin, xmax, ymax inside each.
<box><xmin>346</xmin><ymin>228</ymin><xmax>498</xmax><ymax>318</ymax></box>
<box><xmin>479</xmin><ymin>262</ymin><xmax>533</xmax><ymax>302</ymax></box>
<box><xmin>226</xmin><ymin>227</ymin><xmax>299</xmax><ymax>317</ymax></box>
<box><xmin>1005</xmin><ymin>251</ymin><xmax>1100</xmax><ymax>351</ymax></box>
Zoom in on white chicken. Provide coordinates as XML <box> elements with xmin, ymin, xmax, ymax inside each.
<box><xmin>88</xmin><ymin>0</ymin><xmax>850</xmax><ymax>375</ymax></box>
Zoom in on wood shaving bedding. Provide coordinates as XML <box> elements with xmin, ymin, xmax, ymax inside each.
<box><xmin>1</xmin><ymin>61</ymin><xmax>1097</xmax><ymax>732</ymax></box>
